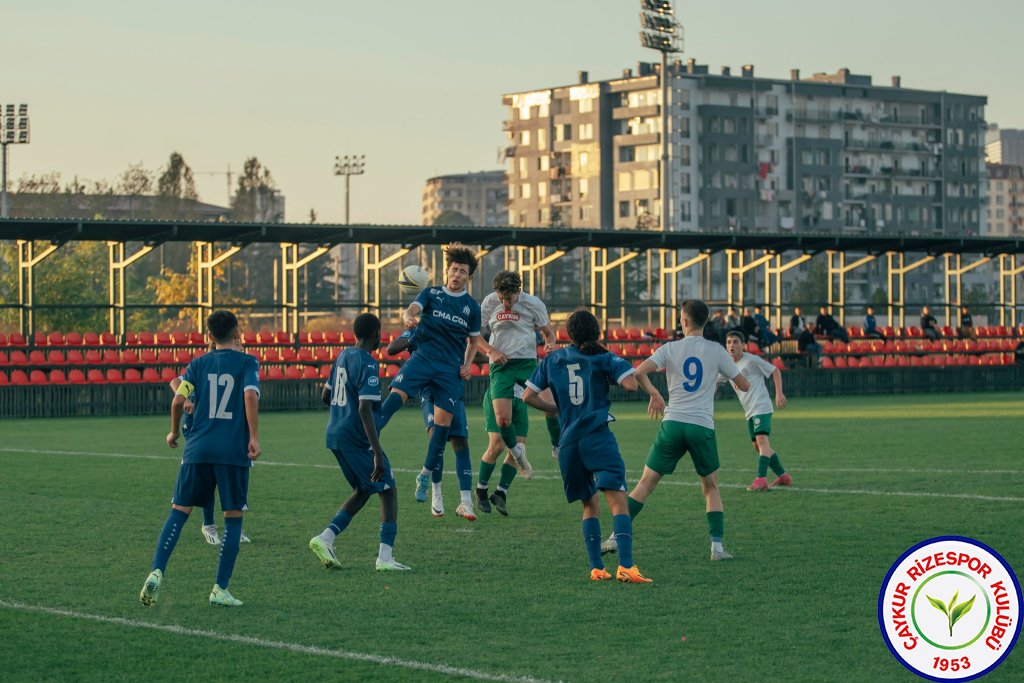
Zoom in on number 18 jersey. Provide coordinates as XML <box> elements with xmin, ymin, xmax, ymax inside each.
<box><xmin>180</xmin><ymin>349</ymin><xmax>261</xmax><ymax>467</ymax></box>
<box><xmin>526</xmin><ymin>346</ymin><xmax>635</xmax><ymax>445</ymax></box>
<box><xmin>649</xmin><ymin>335</ymin><xmax>739</xmax><ymax>429</ymax></box>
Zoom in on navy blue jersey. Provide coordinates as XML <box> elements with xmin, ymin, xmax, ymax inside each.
<box><xmin>180</xmin><ymin>349</ymin><xmax>260</xmax><ymax>467</ymax></box>
<box><xmin>412</xmin><ymin>286</ymin><xmax>480</xmax><ymax>368</ymax></box>
<box><xmin>526</xmin><ymin>347</ymin><xmax>635</xmax><ymax>444</ymax></box>
<box><xmin>325</xmin><ymin>347</ymin><xmax>381</xmax><ymax>451</ymax></box>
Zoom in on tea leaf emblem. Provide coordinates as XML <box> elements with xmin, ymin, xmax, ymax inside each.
<box><xmin>927</xmin><ymin>590</ymin><xmax>976</xmax><ymax>637</ymax></box>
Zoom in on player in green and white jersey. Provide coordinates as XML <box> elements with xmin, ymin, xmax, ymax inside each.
<box><xmin>723</xmin><ymin>331</ymin><xmax>791</xmax><ymax>492</ymax></box>
<box><xmin>602</xmin><ymin>300</ymin><xmax>750</xmax><ymax>561</ymax></box>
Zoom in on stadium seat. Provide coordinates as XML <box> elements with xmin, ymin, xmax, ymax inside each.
<box><xmin>297</xmin><ymin>348</ymin><xmax>314</xmax><ymax>362</ymax></box>
<box><xmin>319</xmin><ymin>364</ymin><xmax>331</xmax><ymax>379</ymax></box>
<box><xmin>0</xmin><ymin>332</ymin><xmax>5</xmax><ymax>347</ymax></box>
<box><xmin>10</xmin><ymin>350</ymin><xmax>28</xmax><ymax>365</ymax></box>
<box><xmin>34</xmin><ymin>331</ymin><xmax>48</xmax><ymax>346</ymax></box>
<box><xmin>106</xmin><ymin>369</ymin><xmax>124</xmax><ymax>383</ymax></box>
<box><xmin>68</xmin><ymin>369</ymin><xmax>87</xmax><ymax>384</ymax></box>
<box><xmin>771</xmin><ymin>357</ymin><xmax>787</xmax><ymax>371</ymax></box>
<box><xmin>342</xmin><ymin>331</ymin><xmax>356</xmax><ymax>344</ymax></box>
<box><xmin>834</xmin><ymin>356</ymin><xmax>848</xmax><ymax>368</ymax></box>
<box><xmin>49</xmin><ymin>369</ymin><xmax>68</xmax><ymax>384</ymax></box>
<box><xmin>0</xmin><ymin>351</ymin><xmax>6</xmax><ymax>366</ymax></box>
<box><xmin>11</xmin><ymin>370</ymin><xmax>30</xmax><ymax>385</ymax></box>
<box><xmin>193</xmin><ymin>348</ymin><xmax>206</xmax><ymax>359</ymax></box>
<box><xmin>125</xmin><ymin>332</ymin><xmax>139</xmax><ymax>345</ymax></box>
<box><xmin>8</xmin><ymin>332</ymin><xmax>26</xmax><ymax>346</ymax></box>
<box><xmin>386</xmin><ymin>364</ymin><xmax>399</xmax><ymax>378</ymax></box>
<box><xmin>124</xmin><ymin>368</ymin><xmax>142</xmax><ymax>383</ymax></box>
<box><xmin>84</xmin><ymin>332</ymin><xmax>100</xmax><ymax>345</ymax></box>
<box><xmin>258</xmin><ymin>331</ymin><xmax>275</xmax><ymax>344</ymax></box>
<box><xmin>746</xmin><ymin>342</ymin><xmax>762</xmax><ymax>355</ymax></box>
<box><xmin>847</xmin><ymin>356</ymin><xmax>860</xmax><ymax>368</ymax></box>
<box><xmin>285</xmin><ymin>367</ymin><xmax>302</xmax><ymax>379</ymax></box>
<box><xmin>154</xmin><ymin>332</ymin><xmax>171</xmax><ymax>345</ymax></box>
<box><xmin>276</xmin><ymin>331</ymin><xmax>291</xmax><ymax>344</ymax></box>
<box><xmin>302</xmin><ymin>365</ymin><xmax>319</xmax><ymax>379</ymax></box>
<box><xmin>0</xmin><ymin>370</ymin><xmax>6</xmax><ymax>385</ymax></box>
<box><xmin>29</xmin><ymin>350</ymin><xmax>46</xmax><ymax>364</ymax></box>
<box><xmin>64</xmin><ymin>349</ymin><xmax>83</xmax><ymax>364</ymax></box>
<box><xmin>263</xmin><ymin>348</ymin><xmax>280</xmax><ymax>362</ymax></box>
<box><xmin>101</xmin><ymin>332</ymin><xmax>117</xmax><ymax>346</ymax></box>
<box><xmin>142</xmin><ymin>368</ymin><xmax>161</xmax><ymax>383</ymax></box>
<box><xmin>556</xmin><ymin>329</ymin><xmax>570</xmax><ymax>343</ymax></box>
<box><xmin>920</xmin><ymin>355</ymin><xmax>933</xmax><ymax>366</ymax></box>
<box><xmin>139</xmin><ymin>331</ymin><xmax>155</xmax><ymax>345</ymax></box>
<box><xmin>281</xmin><ymin>348</ymin><xmax>297</xmax><ymax>362</ymax></box>
<box><xmin>85</xmin><ymin>350</ymin><xmax>102</xmax><ymax>364</ymax></box>
<box><xmin>86</xmin><ymin>369</ymin><xmax>105</xmax><ymax>384</ymax></box>
<box><xmin>65</xmin><ymin>332</ymin><xmax>83</xmax><ymax>346</ymax></box>
<box><xmin>325</xmin><ymin>331</ymin><xmax>341</xmax><ymax>344</ymax></box>
<box><xmin>314</xmin><ymin>348</ymin><xmax>331</xmax><ymax>362</ymax></box>
<box><xmin>47</xmin><ymin>350</ymin><xmax>66</xmax><ymax>365</ymax></box>
<box><xmin>47</xmin><ymin>332</ymin><xmax>65</xmax><ymax>346</ymax></box>
<box><xmin>189</xmin><ymin>331</ymin><xmax>205</xmax><ymax>345</ymax></box>
<box><xmin>157</xmin><ymin>349</ymin><xmax>175</xmax><ymax>364</ymax></box>
<box><xmin>897</xmin><ymin>356</ymin><xmax>910</xmax><ymax>367</ymax></box>
<box><xmin>821</xmin><ymin>357</ymin><xmax>835</xmax><ymax>369</ymax></box>
<box><xmin>309</xmin><ymin>331</ymin><xmax>324</xmax><ymax>344</ymax></box>
<box><xmin>119</xmin><ymin>349</ymin><xmax>137</xmax><ymax>364</ymax></box>
<box><xmin>175</xmin><ymin>349</ymin><xmax>192</xmax><ymax>364</ymax></box>
<box><xmin>103</xmin><ymin>349</ymin><xmax>121</xmax><ymax>364</ymax></box>
<box><xmin>244</xmin><ymin>330</ymin><xmax>259</xmax><ymax>345</ymax></box>
<box><xmin>29</xmin><ymin>370</ymin><xmax>48</xmax><ymax>384</ymax></box>
<box><xmin>267</xmin><ymin>366</ymin><xmax>285</xmax><ymax>380</ymax></box>
<box><xmin>627</xmin><ymin>327</ymin><xmax>643</xmax><ymax>340</ymax></box>
<box><xmin>160</xmin><ymin>368</ymin><xmax>178</xmax><ymax>382</ymax></box>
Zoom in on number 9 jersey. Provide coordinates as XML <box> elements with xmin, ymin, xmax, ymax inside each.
<box><xmin>649</xmin><ymin>336</ymin><xmax>740</xmax><ymax>429</ymax></box>
<box><xmin>526</xmin><ymin>346</ymin><xmax>636</xmax><ymax>445</ymax></box>
<box><xmin>180</xmin><ymin>348</ymin><xmax>261</xmax><ymax>467</ymax></box>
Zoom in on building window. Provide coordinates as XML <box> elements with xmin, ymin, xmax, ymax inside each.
<box><xmin>680</xmin><ymin>201</ymin><xmax>691</xmax><ymax>221</ymax></box>
<box><xmin>678</xmin><ymin>88</ymin><xmax>690</xmax><ymax>110</ymax></box>
<box><xmin>620</xmin><ymin>146</ymin><xmax>635</xmax><ymax>162</ymax></box>
<box><xmin>520</xmin><ymin>130</ymin><xmax>531</xmax><ymax>146</ymax></box>
<box><xmin>518</xmin><ymin>157</ymin><xmax>528</xmax><ymax>179</ymax></box>
<box><xmin>724</xmin><ymin>118</ymin><xmax>735</xmax><ymax>134</ymax></box>
<box><xmin>619</xmin><ymin>201</ymin><xmax>630</xmax><ymax>218</ymax></box>
<box><xmin>537</xmin><ymin>128</ymin><xmax>547</xmax><ymax>150</ymax></box>
<box><xmin>680</xmin><ymin>117</ymin><xmax>690</xmax><ymax>139</ymax></box>
<box><xmin>579</xmin><ymin>123</ymin><xmax>594</xmax><ymax>140</ymax></box>
<box><xmin>680</xmin><ymin>173</ymin><xmax>691</xmax><ymax>194</ymax></box>
<box><xmin>579</xmin><ymin>178</ymin><xmax>589</xmax><ymax>199</ymax></box>
<box><xmin>556</xmin><ymin>124</ymin><xmax>572</xmax><ymax>141</ymax></box>
<box><xmin>680</xmin><ymin>144</ymin><xmax>691</xmax><ymax>165</ymax></box>
<box><xmin>579</xmin><ymin>151</ymin><xmax>589</xmax><ymax>171</ymax></box>
<box><xmin>634</xmin><ymin>170</ymin><xmax>651</xmax><ymax>191</ymax></box>
<box><xmin>522</xmin><ymin>184</ymin><xmax>531</xmax><ymax>199</ymax></box>
<box><xmin>618</xmin><ymin>172</ymin><xmax>632</xmax><ymax>191</ymax></box>
<box><xmin>580</xmin><ymin>206</ymin><xmax>592</xmax><ymax>221</ymax></box>
<box><xmin>538</xmin><ymin>182</ymin><xmax>547</xmax><ymax>199</ymax></box>
<box><xmin>579</xmin><ymin>97</ymin><xmax>594</xmax><ymax>113</ymax></box>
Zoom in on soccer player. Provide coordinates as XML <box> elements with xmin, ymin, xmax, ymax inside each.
<box><xmin>386</xmin><ymin>328</ymin><xmax>476</xmax><ymax>521</ymax></box>
<box><xmin>139</xmin><ymin>310</ymin><xmax>260</xmax><ymax>607</ymax></box>
<box><xmin>169</xmin><ymin>337</ymin><xmax>250</xmax><ymax>545</ymax></box>
<box><xmin>521</xmin><ymin>310</ymin><xmax>651</xmax><ymax>583</ymax></box>
<box><xmin>476</xmin><ymin>270</ymin><xmax>560</xmax><ymax>514</ymax></box>
<box><xmin>722</xmin><ymin>331</ymin><xmax>791</xmax><ymax>492</ymax></box>
<box><xmin>308</xmin><ymin>313</ymin><xmax>411</xmax><ymax>571</ymax></box>
<box><xmin>601</xmin><ymin>300</ymin><xmax>750</xmax><ymax>561</ymax></box>
<box><xmin>376</xmin><ymin>244</ymin><xmax>497</xmax><ymax>519</ymax></box>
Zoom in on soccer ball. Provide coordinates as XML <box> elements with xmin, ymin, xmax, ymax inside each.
<box><xmin>398</xmin><ymin>265</ymin><xmax>430</xmax><ymax>294</ymax></box>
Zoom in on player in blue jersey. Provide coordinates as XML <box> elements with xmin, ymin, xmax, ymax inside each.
<box><xmin>139</xmin><ymin>310</ymin><xmax>261</xmax><ymax>607</ymax></box>
<box><xmin>377</xmin><ymin>243</ymin><xmax>500</xmax><ymax>518</ymax></box>
<box><xmin>521</xmin><ymin>310</ymin><xmax>652</xmax><ymax>583</ymax></box>
<box><xmin>386</xmin><ymin>329</ymin><xmax>476</xmax><ymax>521</ymax></box>
<box><xmin>309</xmin><ymin>312</ymin><xmax>411</xmax><ymax>571</ymax></box>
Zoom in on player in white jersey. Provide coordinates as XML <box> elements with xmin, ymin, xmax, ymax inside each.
<box><xmin>475</xmin><ymin>270</ymin><xmax>559</xmax><ymax>514</ymax></box>
<box><xmin>602</xmin><ymin>300</ymin><xmax>750</xmax><ymax>561</ymax></box>
<box><xmin>723</xmin><ymin>331</ymin><xmax>791</xmax><ymax>492</ymax></box>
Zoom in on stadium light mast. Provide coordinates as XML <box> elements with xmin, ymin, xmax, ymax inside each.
<box><xmin>334</xmin><ymin>154</ymin><xmax>366</xmax><ymax>225</ymax></box>
<box><xmin>639</xmin><ymin>1</ymin><xmax>683</xmax><ymax>231</ymax></box>
<box><xmin>0</xmin><ymin>103</ymin><xmax>31</xmax><ymax>218</ymax></box>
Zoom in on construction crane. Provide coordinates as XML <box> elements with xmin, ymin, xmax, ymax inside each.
<box><xmin>195</xmin><ymin>163</ymin><xmax>234</xmax><ymax>208</ymax></box>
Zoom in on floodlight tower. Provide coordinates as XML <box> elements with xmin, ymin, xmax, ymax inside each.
<box><xmin>0</xmin><ymin>104</ymin><xmax>30</xmax><ymax>218</ymax></box>
<box><xmin>639</xmin><ymin>1</ymin><xmax>683</xmax><ymax>231</ymax></box>
<box><xmin>334</xmin><ymin>154</ymin><xmax>366</xmax><ymax>225</ymax></box>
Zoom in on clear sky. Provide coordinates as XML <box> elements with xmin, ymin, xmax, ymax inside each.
<box><xmin>4</xmin><ymin>0</ymin><xmax>1021</xmax><ymax>225</ymax></box>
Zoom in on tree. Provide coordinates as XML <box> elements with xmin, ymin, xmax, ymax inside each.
<box><xmin>32</xmin><ymin>242</ymin><xmax>109</xmax><ymax>332</ymax></box>
<box><xmin>788</xmin><ymin>257</ymin><xmax>828</xmax><ymax>310</ymax></box>
<box><xmin>117</xmin><ymin>163</ymin><xmax>155</xmax><ymax>220</ymax></box>
<box><xmin>154</xmin><ymin>152</ymin><xmax>199</xmax><ymax>221</ymax></box>
<box><xmin>232</xmin><ymin>157</ymin><xmax>279</xmax><ymax>222</ymax></box>
<box><xmin>432</xmin><ymin>210</ymin><xmax>473</xmax><ymax>226</ymax></box>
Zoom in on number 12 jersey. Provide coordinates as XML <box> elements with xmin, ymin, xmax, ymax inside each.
<box><xmin>180</xmin><ymin>349</ymin><xmax>261</xmax><ymax>467</ymax></box>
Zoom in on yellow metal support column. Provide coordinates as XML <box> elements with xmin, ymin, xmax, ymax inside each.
<box><xmin>17</xmin><ymin>239</ymin><xmax>60</xmax><ymax>337</ymax></box>
<box><xmin>765</xmin><ymin>253</ymin><xmax>812</xmax><ymax>329</ymax></box>
<box><xmin>943</xmin><ymin>254</ymin><xmax>991</xmax><ymax>327</ymax></box>
<box><xmin>195</xmin><ymin>241</ymin><xmax>242</xmax><ymax>331</ymax></box>
<box><xmin>516</xmin><ymin>246</ymin><xmax>567</xmax><ymax>295</ymax></box>
<box><xmin>827</xmin><ymin>251</ymin><xmax>875</xmax><ymax>326</ymax></box>
<box><xmin>726</xmin><ymin>249</ymin><xmax>773</xmax><ymax>314</ymax></box>
<box><xmin>998</xmin><ymin>255</ymin><xmax>1024</xmax><ymax>327</ymax></box>
<box><xmin>279</xmin><ymin>243</ymin><xmax>330</xmax><ymax>333</ymax></box>
<box><xmin>658</xmin><ymin>250</ymin><xmax>709</xmax><ymax>329</ymax></box>
<box><xmin>360</xmin><ymin>244</ymin><xmax>410</xmax><ymax>318</ymax></box>
<box><xmin>886</xmin><ymin>253</ymin><xmax>934</xmax><ymax>329</ymax></box>
<box><xmin>107</xmin><ymin>242</ymin><xmax>154</xmax><ymax>339</ymax></box>
<box><xmin>590</xmin><ymin>248</ymin><xmax>638</xmax><ymax>330</ymax></box>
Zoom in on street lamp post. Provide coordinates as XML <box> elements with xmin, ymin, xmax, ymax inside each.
<box><xmin>1</xmin><ymin>104</ymin><xmax>31</xmax><ymax>218</ymax></box>
<box><xmin>639</xmin><ymin>1</ymin><xmax>683</xmax><ymax>232</ymax></box>
<box><xmin>333</xmin><ymin>155</ymin><xmax>366</xmax><ymax>303</ymax></box>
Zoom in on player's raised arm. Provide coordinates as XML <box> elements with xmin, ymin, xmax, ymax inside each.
<box><xmin>538</xmin><ymin>323</ymin><xmax>555</xmax><ymax>351</ymax></box>
<box><xmin>244</xmin><ymin>388</ymin><xmax>261</xmax><ymax>460</ymax></box>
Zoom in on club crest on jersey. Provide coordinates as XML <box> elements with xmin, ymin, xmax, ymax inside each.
<box><xmin>368</xmin><ymin>376</ymin><xmax>379</xmax><ymax>386</ymax></box>
<box><xmin>496</xmin><ymin>311</ymin><xmax>521</xmax><ymax>322</ymax></box>
<box><xmin>463</xmin><ymin>305</ymin><xmax>471</xmax><ymax>316</ymax></box>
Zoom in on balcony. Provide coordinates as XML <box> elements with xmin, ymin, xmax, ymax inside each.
<box><xmin>612</xmin><ymin>104</ymin><xmax>659</xmax><ymax>120</ymax></box>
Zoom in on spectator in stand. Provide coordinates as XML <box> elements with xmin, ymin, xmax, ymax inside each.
<box><xmin>958</xmin><ymin>306</ymin><xmax>975</xmax><ymax>340</ymax></box>
<box><xmin>1015</xmin><ymin>339</ymin><xmax>1024</xmax><ymax>364</ymax></box>
<box><xmin>753</xmin><ymin>307</ymin><xmax>779</xmax><ymax>349</ymax></box>
<box><xmin>788</xmin><ymin>307</ymin><xmax>806</xmax><ymax>338</ymax></box>
<box><xmin>740</xmin><ymin>308</ymin><xmax>758</xmax><ymax>342</ymax></box>
<box><xmin>797</xmin><ymin>322</ymin><xmax>821</xmax><ymax>365</ymax></box>
<box><xmin>703</xmin><ymin>310</ymin><xmax>726</xmax><ymax>345</ymax></box>
<box><xmin>724</xmin><ymin>308</ymin><xmax>741</xmax><ymax>334</ymax></box>
<box><xmin>920</xmin><ymin>306</ymin><xmax>940</xmax><ymax>341</ymax></box>
<box><xmin>814</xmin><ymin>306</ymin><xmax>850</xmax><ymax>343</ymax></box>
<box><xmin>863</xmin><ymin>306</ymin><xmax>885</xmax><ymax>340</ymax></box>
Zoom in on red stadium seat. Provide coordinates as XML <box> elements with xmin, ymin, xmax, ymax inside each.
<box><xmin>834</xmin><ymin>356</ymin><xmax>848</xmax><ymax>368</ymax></box>
<box><xmin>821</xmin><ymin>357</ymin><xmax>835</xmax><ymax>369</ymax></box>
<box><xmin>34</xmin><ymin>331</ymin><xmax>48</xmax><ymax>346</ymax></box>
<box><xmin>319</xmin><ymin>364</ymin><xmax>331</xmax><ymax>379</ymax></box>
<box><xmin>386</xmin><ymin>364</ymin><xmax>399</xmax><ymax>378</ymax></box>
<box><xmin>142</xmin><ymin>368</ymin><xmax>161</xmax><ymax>383</ymax></box>
<box><xmin>267</xmin><ymin>366</ymin><xmax>285</xmax><ymax>380</ymax></box>
<box><xmin>0</xmin><ymin>332</ymin><xmax>5</xmax><ymax>347</ymax></box>
<box><xmin>175</xmin><ymin>349</ymin><xmax>192</xmax><ymax>364</ymax></box>
<box><xmin>302</xmin><ymin>366</ymin><xmax>319</xmax><ymax>379</ymax></box>
<box><xmin>258</xmin><ymin>331</ymin><xmax>275</xmax><ymax>344</ymax></box>
<box><xmin>160</xmin><ymin>368</ymin><xmax>178</xmax><ymax>382</ymax></box>
<box><xmin>309</xmin><ymin>331</ymin><xmax>324</xmax><ymax>344</ymax></box>
<box><xmin>342</xmin><ymin>331</ymin><xmax>356</xmax><ymax>345</ymax></box>
<box><xmin>65</xmin><ymin>332</ymin><xmax>83</xmax><ymax>346</ymax></box>
<box><xmin>11</xmin><ymin>370</ymin><xmax>30</xmax><ymax>385</ymax></box>
<box><xmin>101</xmin><ymin>332</ymin><xmax>117</xmax><ymax>346</ymax></box>
<box><xmin>0</xmin><ymin>351</ymin><xmax>7</xmax><ymax>365</ymax></box>
<box><xmin>103</xmin><ymin>349</ymin><xmax>120</xmax><ymax>364</ymax></box>
<box><xmin>29</xmin><ymin>370</ymin><xmax>48</xmax><ymax>384</ymax></box>
<box><xmin>297</xmin><ymin>348</ymin><xmax>314</xmax><ymax>362</ymax></box>
<box><xmin>47</xmin><ymin>332</ymin><xmax>65</xmax><ymax>346</ymax></box>
<box><xmin>627</xmin><ymin>327</ymin><xmax>643</xmax><ymax>340</ymax></box>
<box><xmin>85</xmin><ymin>350</ymin><xmax>102</xmax><ymax>364</ymax></box>
<box><xmin>157</xmin><ymin>349</ymin><xmax>175</xmax><ymax>364</ymax></box>
<box><xmin>87</xmin><ymin>369</ymin><xmax>105</xmax><ymax>384</ymax></box>
<box><xmin>263</xmin><ymin>348</ymin><xmax>280</xmax><ymax>362</ymax></box>
<box><xmin>244</xmin><ymin>330</ymin><xmax>259</xmax><ymax>345</ymax></box>
<box><xmin>192</xmin><ymin>348</ymin><xmax>206</xmax><ymax>359</ymax></box>
<box><xmin>47</xmin><ymin>350</ymin><xmax>66</xmax><ymax>365</ymax></box>
<box><xmin>106</xmin><ymin>369</ymin><xmax>124</xmax><ymax>383</ymax></box>
<box><xmin>8</xmin><ymin>332</ymin><xmax>26</xmax><ymax>346</ymax></box>
<box><xmin>124</xmin><ymin>368</ymin><xmax>142</xmax><ymax>383</ymax></box>
<box><xmin>49</xmin><ymin>369</ymin><xmax>68</xmax><ymax>384</ymax></box>
<box><xmin>285</xmin><ymin>367</ymin><xmax>302</xmax><ymax>379</ymax></box>
<box><xmin>315</xmin><ymin>348</ymin><xmax>331</xmax><ymax>362</ymax></box>
<box><xmin>68</xmin><ymin>369</ymin><xmax>87</xmax><ymax>384</ymax></box>
<box><xmin>771</xmin><ymin>357</ymin><xmax>786</xmax><ymax>371</ymax></box>
<box><xmin>189</xmin><ymin>331</ymin><xmax>205</xmax><ymax>345</ymax></box>
<box><xmin>154</xmin><ymin>332</ymin><xmax>171</xmax><ymax>345</ymax></box>
<box><xmin>29</xmin><ymin>350</ymin><xmax>46</xmax><ymax>364</ymax></box>
<box><xmin>120</xmin><ymin>349</ymin><xmax>138</xmax><ymax>364</ymax></box>
<box><xmin>124</xmin><ymin>332</ymin><xmax>139</xmax><ymax>345</ymax></box>
<box><xmin>10</xmin><ymin>350</ymin><xmax>28</xmax><ymax>365</ymax></box>
<box><xmin>325</xmin><ymin>331</ymin><xmax>341</xmax><ymax>344</ymax></box>
<box><xmin>281</xmin><ymin>348</ymin><xmax>297</xmax><ymax>362</ymax></box>
<box><xmin>139</xmin><ymin>331</ymin><xmax>155</xmax><ymax>345</ymax></box>
<box><xmin>84</xmin><ymin>332</ymin><xmax>100</xmax><ymax>346</ymax></box>
<box><xmin>276</xmin><ymin>331</ymin><xmax>291</xmax><ymax>344</ymax></box>
<box><xmin>0</xmin><ymin>370</ymin><xmax>7</xmax><ymax>385</ymax></box>
<box><xmin>847</xmin><ymin>356</ymin><xmax>860</xmax><ymax>368</ymax></box>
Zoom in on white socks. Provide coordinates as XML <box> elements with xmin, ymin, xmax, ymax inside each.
<box><xmin>378</xmin><ymin>543</ymin><xmax>393</xmax><ymax>562</ymax></box>
<box><xmin>320</xmin><ymin>528</ymin><xmax>337</xmax><ymax>545</ymax></box>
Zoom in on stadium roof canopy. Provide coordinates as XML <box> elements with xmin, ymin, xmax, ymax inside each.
<box><xmin>1</xmin><ymin>217</ymin><xmax>1022</xmax><ymax>256</ymax></box>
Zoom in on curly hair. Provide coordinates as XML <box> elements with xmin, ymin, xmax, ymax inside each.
<box><xmin>444</xmin><ymin>242</ymin><xmax>478</xmax><ymax>275</ymax></box>
<box><xmin>567</xmin><ymin>310</ymin><xmax>607</xmax><ymax>356</ymax></box>
<box><xmin>492</xmin><ymin>270</ymin><xmax>522</xmax><ymax>297</ymax></box>
<box><xmin>353</xmin><ymin>312</ymin><xmax>381</xmax><ymax>341</ymax></box>
<box><xmin>207</xmin><ymin>310</ymin><xmax>239</xmax><ymax>343</ymax></box>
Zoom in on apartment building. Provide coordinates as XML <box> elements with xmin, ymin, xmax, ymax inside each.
<box><xmin>986</xmin><ymin>163</ymin><xmax>1024</xmax><ymax>236</ymax></box>
<box><xmin>421</xmin><ymin>170</ymin><xmax>508</xmax><ymax>227</ymax></box>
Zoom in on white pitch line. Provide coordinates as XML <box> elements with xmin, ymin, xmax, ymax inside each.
<box><xmin>0</xmin><ymin>599</ymin><xmax>555</xmax><ymax>683</ymax></box>
<box><xmin>2</xmin><ymin>447</ymin><xmax>1022</xmax><ymax>503</ymax></box>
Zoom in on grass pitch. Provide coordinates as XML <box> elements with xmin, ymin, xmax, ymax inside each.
<box><xmin>1</xmin><ymin>392</ymin><xmax>1022</xmax><ymax>682</ymax></box>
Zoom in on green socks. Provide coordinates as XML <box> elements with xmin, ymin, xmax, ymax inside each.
<box><xmin>545</xmin><ymin>415</ymin><xmax>561</xmax><ymax>446</ymax></box>
<box><xmin>627</xmin><ymin>496</ymin><xmax>644</xmax><ymax>520</ymax></box>
<box><xmin>498</xmin><ymin>423</ymin><xmax>518</xmax><ymax>450</ymax></box>
<box><xmin>769</xmin><ymin>453</ymin><xmax>785</xmax><ymax>476</ymax></box>
<box><xmin>498</xmin><ymin>463</ymin><xmax>518</xmax><ymax>490</ymax></box>
<box><xmin>706</xmin><ymin>511</ymin><xmax>724</xmax><ymax>542</ymax></box>
<box><xmin>757</xmin><ymin>455</ymin><xmax>770</xmax><ymax>478</ymax></box>
<box><xmin>478</xmin><ymin>460</ymin><xmax>496</xmax><ymax>488</ymax></box>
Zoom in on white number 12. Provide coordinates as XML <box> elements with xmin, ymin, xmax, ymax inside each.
<box><xmin>207</xmin><ymin>373</ymin><xmax>235</xmax><ymax>419</ymax></box>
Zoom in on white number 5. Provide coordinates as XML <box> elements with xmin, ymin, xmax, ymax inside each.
<box><xmin>567</xmin><ymin>363</ymin><xmax>585</xmax><ymax>406</ymax></box>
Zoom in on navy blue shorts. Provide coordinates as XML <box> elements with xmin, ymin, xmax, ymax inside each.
<box><xmin>557</xmin><ymin>426</ymin><xmax>628</xmax><ymax>504</ymax></box>
<box><xmin>172</xmin><ymin>463</ymin><xmax>250</xmax><ymax>511</ymax></box>
<box><xmin>332</xmin><ymin>447</ymin><xmax>396</xmax><ymax>495</ymax></box>
<box><xmin>421</xmin><ymin>395</ymin><xmax>468</xmax><ymax>439</ymax></box>
<box><xmin>390</xmin><ymin>355</ymin><xmax>464</xmax><ymax>414</ymax></box>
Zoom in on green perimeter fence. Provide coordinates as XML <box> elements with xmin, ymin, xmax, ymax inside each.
<box><xmin>2</xmin><ymin>366</ymin><xmax>1022</xmax><ymax>419</ymax></box>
